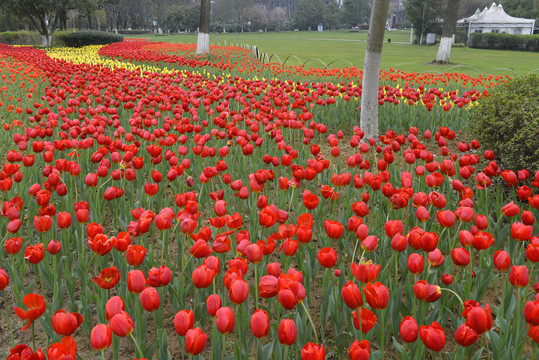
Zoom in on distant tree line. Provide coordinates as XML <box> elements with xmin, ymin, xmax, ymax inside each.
<box><xmin>0</xmin><ymin>0</ymin><xmax>377</xmax><ymax>34</ymax></box>
<box><xmin>2</xmin><ymin>0</ymin><xmax>534</xmax><ymax>36</ymax></box>
<box><xmin>405</xmin><ymin>0</ymin><xmax>539</xmax><ymax>44</ymax></box>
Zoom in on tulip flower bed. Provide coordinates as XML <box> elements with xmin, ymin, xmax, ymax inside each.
<box><xmin>0</xmin><ymin>42</ymin><xmax>538</xmax><ymax>360</ymax></box>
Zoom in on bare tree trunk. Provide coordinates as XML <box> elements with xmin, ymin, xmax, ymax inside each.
<box><xmin>435</xmin><ymin>0</ymin><xmax>460</xmax><ymax>64</ymax></box>
<box><xmin>96</xmin><ymin>8</ymin><xmax>101</xmax><ymax>31</ymax></box>
<box><xmin>196</xmin><ymin>0</ymin><xmax>211</xmax><ymax>54</ymax></box>
<box><xmin>360</xmin><ymin>0</ymin><xmax>390</xmax><ymax>141</ymax></box>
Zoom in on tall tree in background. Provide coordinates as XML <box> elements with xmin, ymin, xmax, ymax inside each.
<box><xmin>434</xmin><ymin>0</ymin><xmax>461</xmax><ymax>64</ymax></box>
<box><xmin>341</xmin><ymin>0</ymin><xmax>371</xmax><ymax>27</ymax></box>
<box><xmin>4</xmin><ymin>0</ymin><xmax>66</xmax><ymax>46</ymax></box>
<box><xmin>360</xmin><ymin>0</ymin><xmax>390</xmax><ymax>141</ymax></box>
<box><xmin>404</xmin><ymin>0</ymin><xmax>441</xmax><ymax>44</ymax></box>
<box><xmin>196</xmin><ymin>0</ymin><xmax>210</xmax><ymax>53</ymax></box>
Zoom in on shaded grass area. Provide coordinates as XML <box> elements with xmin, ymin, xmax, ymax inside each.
<box><xmin>131</xmin><ymin>30</ymin><xmax>539</xmax><ymax>75</ymax></box>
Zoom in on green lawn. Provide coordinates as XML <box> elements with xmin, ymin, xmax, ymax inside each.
<box><xmin>131</xmin><ymin>30</ymin><xmax>539</xmax><ymax>76</ymax></box>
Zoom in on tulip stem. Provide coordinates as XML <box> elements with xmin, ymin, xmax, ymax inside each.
<box><xmin>439</xmin><ymin>287</ymin><xmax>464</xmax><ymax>310</ymax></box>
<box><xmin>129</xmin><ymin>332</ymin><xmax>144</xmax><ymax>358</ymax></box>
<box><xmin>254</xmin><ymin>265</ymin><xmax>259</xmax><ymax>310</ymax></box>
<box><xmin>37</xmin><ymin>264</ymin><xmax>45</xmax><ymax>296</ymax></box>
<box><xmin>101</xmin><ymin>350</ymin><xmax>106</xmax><ymax>360</ymax></box>
<box><xmin>300</xmin><ymin>301</ymin><xmax>319</xmax><ymax>344</ymax></box>
<box><xmin>32</xmin><ymin>321</ymin><xmax>36</xmax><ymax>352</ymax></box>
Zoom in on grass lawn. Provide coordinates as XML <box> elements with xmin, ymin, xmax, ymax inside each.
<box><xmin>131</xmin><ymin>30</ymin><xmax>539</xmax><ymax>75</ymax></box>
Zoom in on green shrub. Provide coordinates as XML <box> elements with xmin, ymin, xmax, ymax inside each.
<box><xmin>468</xmin><ymin>33</ymin><xmax>539</xmax><ymax>52</ymax></box>
<box><xmin>57</xmin><ymin>31</ymin><xmax>123</xmax><ymax>47</ymax></box>
<box><xmin>0</xmin><ymin>30</ymin><xmax>42</xmax><ymax>45</ymax></box>
<box><xmin>470</xmin><ymin>74</ymin><xmax>539</xmax><ymax>172</ymax></box>
<box><xmin>118</xmin><ymin>30</ymin><xmax>152</xmax><ymax>35</ymax></box>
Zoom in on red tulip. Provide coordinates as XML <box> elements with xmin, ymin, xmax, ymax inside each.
<box><xmin>317</xmin><ymin>247</ymin><xmax>337</xmax><ymax>268</ymax></box>
<box><xmin>353</xmin><ymin>308</ymin><xmax>377</xmax><ymax>334</ymax></box>
<box><xmin>24</xmin><ymin>243</ymin><xmax>45</xmax><ymax>264</ymax></box>
<box><xmin>465</xmin><ymin>304</ymin><xmax>492</xmax><ymax>334</ymax></box>
<box><xmin>524</xmin><ymin>301</ymin><xmax>539</xmax><ymax>325</ymax></box>
<box><xmin>206</xmin><ymin>294</ymin><xmax>222</xmax><ymax>316</ymax></box>
<box><xmin>140</xmin><ymin>287</ymin><xmax>160</xmax><ymax>312</ymax></box>
<box><xmin>324</xmin><ymin>219</ymin><xmax>344</xmax><ymax>239</ymax></box>
<box><xmin>350</xmin><ymin>262</ymin><xmax>380</xmax><ymax>283</ymax></box>
<box><xmin>33</xmin><ymin>215</ymin><xmax>52</xmax><ymax>233</ymax></box>
<box><xmin>501</xmin><ymin>201</ymin><xmax>520</xmax><ymax>217</ymax></box>
<box><xmin>126</xmin><ymin>244</ymin><xmax>147</xmax><ymax>266</ymax></box>
<box><xmin>301</xmin><ymin>342</ymin><xmax>325</xmax><ymax>360</ymax></box>
<box><xmin>528</xmin><ymin>324</ymin><xmax>539</xmax><ymax>343</ymax></box>
<box><xmin>127</xmin><ymin>270</ymin><xmax>146</xmax><ymax>294</ymax></box>
<box><xmin>88</xmin><ymin>234</ymin><xmax>112</xmax><ymax>256</ymax></box>
<box><xmin>302</xmin><ymin>190</ymin><xmax>319</xmax><ymax>210</ymax></box>
<box><xmin>454</xmin><ymin>323</ymin><xmax>479</xmax><ymax>347</ymax></box>
<box><xmin>110</xmin><ymin>311</ymin><xmax>134</xmax><ymax>337</ymax></box>
<box><xmin>46</xmin><ymin>336</ymin><xmax>77</xmax><ymax>360</ymax></box>
<box><xmin>105</xmin><ymin>296</ymin><xmax>125</xmax><ymax>321</ymax></box>
<box><xmin>250</xmin><ymin>309</ymin><xmax>270</xmax><ymax>338</ymax></box>
<box><xmin>215</xmin><ymin>306</ymin><xmax>235</xmax><ymax>334</ymax></box>
<box><xmin>229</xmin><ymin>279</ymin><xmax>249</xmax><ymax>304</ymax></box>
<box><xmin>56</xmin><ymin>212</ymin><xmax>72</xmax><ymax>229</ymax></box>
<box><xmin>259</xmin><ymin>275</ymin><xmax>279</xmax><ymax>298</ymax></box>
<box><xmin>493</xmin><ymin>250</ymin><xmax>511</xmax><ymax>271</ymax></box>
<box><xmin>93</xmin><ymin>266</ymin><xmax>121</xmax><ymax>290</ymax></box>
<box><xmin>341</xmin><ymin>281</ymin><xmax>363</xmax><ymax>309</ymax></box>
<box><xmin>14</xmin><ymin>293</ymin><xmax>47</xmax><ymax>331</ymax></box>
<box><xmin>364</xmin><ymin>282</ymin><xmax>389</xmax><ymax>309</ymax></box>
<box><xmin>174</xmin><ymin>310</ymin><xmax>195</xmax><ymax>336</ymax></box>
<box><xmin>348</xmin><ymin>340</ymin><xmax>370</xmax><ymax>360</ymax></box>
<box><xmin>419</xmin><ymin>321</ymin><xmax>446</xmax><ymax>351</ymax></box>
<box><xmin>407</xmin><ymin>253</ymin><xmax>424</xmax><ymax>274</ymax></box>
<box><xmin>400</xmin><ymin>316</ymin><xmax>418</xmax><ymax>343</ymax></box>
<box><xmin>278</xmin><ymin>319</ymin><xmax>297</xmax><ymax>345</ymax></box>
<box><xmin>51</xmin><ymin>310</ymin><xmax>84</xmax><ymax>336</ymax></box>
<box><xmin>511</xmin><ymin>222</ymin><xmax>533</xmax><ymax>242</ymax></box>
<box><xmin>509</xmin><ymin>265</ymin><xmax>529</xmax><ymax>287</ymax></box>
<box><xmin>384</xmin><ymin>220</ymin><xmax>403</xmax><ymax>238</ymax></box>
<box><xmin>451</xmin><ymin>247</ymin><xmax>470</xmax><ymax>266</ymax></box>
<box><xmin>5</xmin><ymin>237</ymin><xmax>23</xmax><ymax>254</ymax></box>
<box><xmin>0</xmin><ymin>268</ymin><xmax>9</xmax><ymax>290</ymax></box>
<box><xmin>146</xmin><ymin>265</ymin><xmax>172</xmax><ymax>287</ymax></box>
<box><xmin>437</xmin><ymin>210</ymin><xmax>455</xmax><ymax>228</ymax></box>
<box><xmin>413</xmin><ymin>280</ymin><xmax>442</xmax><ymax>303</ymax></box>
<box><xmin>184</xmin><ymin>327</ymin><xmax>206</xmax><ymax>355</ymax></box>
<box><xmin>7</xmin><ymin>344</ymin><xmax>45</xmax><ymax>360</ymax></box>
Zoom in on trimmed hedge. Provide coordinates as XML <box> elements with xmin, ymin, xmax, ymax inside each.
<box><xmin>468</xmin><ymin>32</ymin><xmax>539</xmax><ymax>52</ymax></box>
<box><xmin>470</xmin><ymin>74</ymin><xmax>539</xmax><ymax>172</ymax></box>
<box><xmin>0</xmin><ymin>31</ymin><xmax>42</xmax><ymax>45</ymax></box>
<box><xmin>55</xmin><ymin>31</ymin><xmax>123</xmax><ymax>47</ymax></box>
<box><xmin>118</xmin><ymin>30</ymin><xmax>153</xmax><ymax>35</ymax></box>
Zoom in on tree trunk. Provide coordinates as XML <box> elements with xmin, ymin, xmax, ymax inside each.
<box><xmin>360</xmin><ymin>0</ymin><xmax>390</xmax><ymax>141</ymax></box>
<box><xmin>96</xmin><ymin>8</ymin><xmax>101</xmax><ymax>31</ymax></box>
<box><xmin>196</xmin><ymin>0</ymin><xmax>211</xmax><ymax>54</ymax></box>
<box><xmin>435</xmin><ymin>0</ymin><xmax>460</xmax><ymax>64</ymax></box>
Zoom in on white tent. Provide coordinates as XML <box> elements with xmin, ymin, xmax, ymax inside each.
<box><xmin>457</xmin><ymin>3</ymin><xmax>535</xmax><ymax>37</ymax></box>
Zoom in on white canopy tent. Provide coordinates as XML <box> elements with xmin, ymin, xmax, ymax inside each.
<box><xmin>457</xmin><ymin>3</ymin><xmax>535</xmax><ymax>37</ymax></box>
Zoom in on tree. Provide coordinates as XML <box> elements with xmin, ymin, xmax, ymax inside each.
<box><xmin>360</xmin><ymin>0</ymin><xmax>390</xmax><ymax>141</ymax></box>
<box><xmin>293</xmin><ymin>0</ymin><xmax>326</xmax><ymax>30</ymax></box>
<box><xmin>4</xmin><ymin>0</ymin><xmax>68</xmax><ymax>46</ymax></box>
<box><xmin>196</xmin><ymin>0</ymin><xmax>210</xmax><ymax>54</ymax></box>
<box><xmin>500</xmin><ymin>0</ymin><xmax>539</xmax><ymax>23</ymax></box>
<box><xmin>405</xmin><ymin>0</ymin><xmax>442</xmax><ymax>44</ymax></box>
<box><xmin>340</xmin><ymin>0</ymin><xmax>371</xmax><ymax>27</ymax></box>
<box><xmin>325</xmin><ymin>1</ymin><xmax>341</xmax><ymax>30</ymax></box>
<box><xmin>434</xmin><ymin>0</ymin><xmax>460</xmax><ymax>64</ymax></box>
<box><xmin>164</xmin><ymin>4</ymin><xmax>187</xmax><ymax>32</ymax></box>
